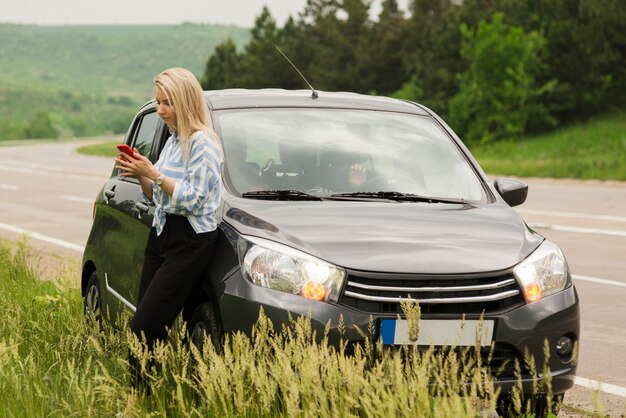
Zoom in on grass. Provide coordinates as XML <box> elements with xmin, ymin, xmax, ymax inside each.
<box><xmin>470</xmin><ymin>109</ymin><xmax>626</xmax><ymax>180</ymax></box>
<box><xmin>76</xmin><ymin>138</ymin><xmax>122</xmax><ymax>158</ymax></box>
<box><xmin>0</xmin><ymin>238</ymin><xmax>575</xmax><ymax>417</ymax></box>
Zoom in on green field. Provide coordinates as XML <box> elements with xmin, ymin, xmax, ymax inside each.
<box><xmin>469</xmin><ymin>110</ymin><xmax>626</xmax><ymax>180</ymax></box>
<box><xmin>0</xmin><ymin>23</ymin><xmax>249</xmax><ymax>140</ymax></box>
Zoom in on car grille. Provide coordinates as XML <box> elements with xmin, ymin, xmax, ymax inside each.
<box><xmin>426</xmin><ymin>344</ymin><xmax>530</xmax><ymax>380</ymax></box>
<box><xmin>487</xmin><ymin>343</ymin><xmax>531</xmax><ymax>380</ymax></box>
<box><xmin>346</xmin><ymin>342</ymin><xmax>530</xmax><ymax>381</ymax></box>
<box><xmin>339</xmin><ymin>270</ymin><xmax>525</xmax><ymax>315</ymax></box>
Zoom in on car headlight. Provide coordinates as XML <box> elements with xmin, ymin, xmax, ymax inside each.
<box><xmin>238</xmin><ymin>235</ymin><xmax>346</xmax><ymax>303</ymax></box>
<box><xmin>513</xmin><ymin>240</ymin><xmax>571</xmax><ymax>303</ymax></box>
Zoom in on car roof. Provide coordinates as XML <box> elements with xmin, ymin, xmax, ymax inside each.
<box><xmin>202</xmin><ymin>89</ymin><xmax>430</xmax><ymax>115</ymax></box>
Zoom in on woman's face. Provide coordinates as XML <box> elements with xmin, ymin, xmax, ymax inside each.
<box><xmin>155</xmin><ymin>87</ymin><xmax>177</xmax><ymax>129</ymax></box>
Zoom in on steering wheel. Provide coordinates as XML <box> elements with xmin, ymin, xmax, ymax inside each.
<box><xmin>356</xmin><ymin>174</ymin><xmax>389</xmax><ymax>191</ymax></box>
<box><xmin>305</xmin><ymin>186</ymin><xmax>329</xmax><ymax>194</ymax></box>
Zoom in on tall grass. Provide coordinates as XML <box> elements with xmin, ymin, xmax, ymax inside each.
<box><xmin>0</xmin><ymin>239</ymin><xmax>563</xmax><ymax>417</ymax></box>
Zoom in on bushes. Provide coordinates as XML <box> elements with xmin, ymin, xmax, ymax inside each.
<box><xmin>448</xmin><ymin>13</ymin><xmax>555</xmax><ymax>144</ymax></box>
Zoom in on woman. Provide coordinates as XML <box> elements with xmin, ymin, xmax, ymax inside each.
<box><xmin>115</xmin><ymin>67</ymin><xmax>223</xmax><ymax>386</ymax></box>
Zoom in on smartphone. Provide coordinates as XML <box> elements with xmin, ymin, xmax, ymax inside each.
<box><xmin>117</xmin><ymin>144</ymin><xmax>136</xmax><ymax>158</ymax></box>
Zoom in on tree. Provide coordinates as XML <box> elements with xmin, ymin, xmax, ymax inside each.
<box><xmin>500</xmin><ymin>0</ymin><xmax>626</xmax><ymax>123</ymax></box>
<box><xmin>202</xmin><ymin>7</ymin><xmax>301</xmax><ymax>89</ymax></box>
<box><xmin>297</xmin><ymin>0</ymin><xmax>350</xmax><ymax>91</ymax></box>
<box><xmin>334</xmin><ymin>0</ymin><xmax>373</xmax><ymax>92</ymax></box>
<box><xmin>23</xmin><ymin>110</ymin><xmax>58</xmax><ymax>139</ymax></box>
<box><xmin>401</xmin><ymin>0</ymin><xmax>464</xmax><ymax>115</ymax></box>
<box><xmin>448</xmin><ymin>13</ymin><xmax>555</xmax><ymax>144</ymax></box>
<box><xmin>368</xmin><ymin>0</ymin><xmax>409</xmax><ymax>95</ymax></box>
<box><xmin>237</xmin><ymin>7</ymin><xmax>287</xmax><ymax>88</ymax></box>
<box><xmin>201</xmin><ymin>39</ymin><xmax>242</xmax><ymax>90</ymax></box>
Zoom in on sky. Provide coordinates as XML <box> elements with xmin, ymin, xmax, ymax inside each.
<box><xmin>0</xmin><ymin>0</ymin><xmax>409</xmax><ymax>27</ymax></box>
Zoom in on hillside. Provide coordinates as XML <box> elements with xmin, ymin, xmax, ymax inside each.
<box><xmin>0</xmin><ymin>23</ymin><xmax>250</xmax><ymax>139</ymax></box>
<box><xmin>470</xmin><ymin>109</ymin><xmax>626</xmax><ymax>180</ymax></box>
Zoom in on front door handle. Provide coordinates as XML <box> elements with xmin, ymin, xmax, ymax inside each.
<box><xmin>135</xmin><ymin>201</ymin><xmax>149</xmax><ymax>218</ymax></box>
<box><xmin>103</xmin><ymin>188</ymin><xmax>115</xmax><ymax>203</ymax></box>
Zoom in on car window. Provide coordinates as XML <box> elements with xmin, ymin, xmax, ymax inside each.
<box><xmin>130</xmin><ymin>112</ymin><xmax>159</xmax><ymax>158</ymax></box>
<box><xmin>216</xmin><ymin>109</ymin><xmax>486</xmax><ymax>201</ymax></box>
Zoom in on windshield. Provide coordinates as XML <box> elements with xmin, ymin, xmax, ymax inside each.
<box><xmin>216</xmin><ymin>109</ymin><xmax>486</xmax><ymax>201</ymax></box>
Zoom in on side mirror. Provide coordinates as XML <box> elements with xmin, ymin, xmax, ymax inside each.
<box><xmin>494</xmin><ymin>178</ymin><xmax>528</xmax><ymax>207</ymax></box>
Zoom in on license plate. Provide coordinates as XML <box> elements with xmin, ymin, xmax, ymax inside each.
<box><xmin>380</xmin><ymin>319</ymin><xmax>494</xmax><ymax>347</ymax></box>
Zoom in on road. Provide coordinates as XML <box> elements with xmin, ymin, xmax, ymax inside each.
<box><xmin>0</xmin><ymin>140</ymin><xmax>625</xmax><ymax>415</ymax></box>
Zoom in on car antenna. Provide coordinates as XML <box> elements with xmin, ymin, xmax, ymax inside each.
<box><xmin>274</xmin><ymin>44</ymin><xmax>318</xmax><ymax>99</ymax></box>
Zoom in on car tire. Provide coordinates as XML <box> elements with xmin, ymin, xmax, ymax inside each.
<box><xmin>84</xmin><ymin>271</ymin><xmax>102</xmax><ymax>323</ymax></box>
<box><xmin>496</xmin><ymin>393</ymin><xmax>563</xmax><ymax>417</ymax></box>
<box><xmin>189</xmin><ymin>301</ymin><xmax>221</xmax><ymax>353</ymax></box>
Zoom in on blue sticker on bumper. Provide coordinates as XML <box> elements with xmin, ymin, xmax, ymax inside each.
<box><xmin>380</xmin><ymin>320</ymin><xmax>396</xmax><ymax>345</ymax></box>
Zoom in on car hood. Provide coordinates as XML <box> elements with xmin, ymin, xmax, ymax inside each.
<box><xmin>222</xmin><ymin>198</ymin><xmax>543</xmax><ymax>274</ymax></box>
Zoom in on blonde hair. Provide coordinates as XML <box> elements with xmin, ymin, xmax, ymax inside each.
<box><xmin>154</xmin><ymin>67</ymin><xmax>214</xmax><ymax>162</ymax></box>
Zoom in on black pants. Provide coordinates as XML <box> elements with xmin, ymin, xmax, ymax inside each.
<box><xmin>129</xmin><ymin>214</ymin><xmax>217</xmax><ymax>386</ymax></box>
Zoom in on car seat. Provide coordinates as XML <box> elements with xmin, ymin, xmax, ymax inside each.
<box><xmin>276</xmin><ymin>140</ymin><xmax>316</xmax><ymax>191</ymax></box>
<box><xmin>225</xmin><ymin>138</ymin><xmax>264</xmax><ymax>193</ymax></box>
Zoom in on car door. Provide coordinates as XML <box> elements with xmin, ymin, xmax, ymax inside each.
<box><xmin>98</xmin><ymin>110</ymin><xmax>164</xmax><ymax>321</ymax></box>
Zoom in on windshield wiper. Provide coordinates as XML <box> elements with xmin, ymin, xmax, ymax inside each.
<box><xmin>242</xmin><ymin>189</ymin><xmax>324</xmax><ymax>201</ymax></box>
<box><xmin>329</xmin><ymin>191</ymin><xmax>466</xmax><ymax>204</ymax></box>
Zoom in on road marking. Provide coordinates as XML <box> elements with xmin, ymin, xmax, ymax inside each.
<box><xmin>518</xmin><ymin>208</ymin><xmax>626</xmax><ymax>223</ymax></box>
<box><xmin>530</xmin><ymin>223</ymin><xmax>626</xmax><ymax>238</ymax></box>
<box><xmin>0</xmin><ymin>183</ymin><xmax>19</xmax><ymax>191</ymax></box>
<box><xmin>61</xmin><ymin>194</ymin><xmax>94</xmax><ymax>204</ymax></box>
<box><xmin>0</xmin><ymin>222</ymin><xmax>85</xmax><ymax>253</ymax></box>
<box><xmin>575</xmin><ymin>377</ymin><xmax>626</xmax><ymax>398</ymax></box>
<box><xmin>573</xmin><ymin>274</ymin><xmax>626</xmax><ymax>288</ymax></box>
<box><xmin>1</xmin><ymin>224</ymin><xmax>625</xmax><ymax>399</ymax></box>
<box><xmin>0</xmin><ymin>163</ymin><xmax>106</xmax><ymax>182</ymax></box>
<box><xmin>0</xmin><ymin>158</ymin><xmax>108</xmax><ymax>175</ymax></box>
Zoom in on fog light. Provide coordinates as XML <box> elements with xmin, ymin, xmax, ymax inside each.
<box><xmin>556</xmin><ymin>336</ymin><xmax>573</xmax><ymax>356</ymax></box>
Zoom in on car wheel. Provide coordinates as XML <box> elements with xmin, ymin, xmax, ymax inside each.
<box><xmin>496</xmin><ymin>393</ymin><xmax>563</xmax><ymax>417</ymax></box>
<box><xmin>84</xmin><ymin>271</ymin><xmax>102</xmax><ymax>322</ymax></box>
<box><xmin>189</xmin><ymin>301</ymin><xmax>221</xmax><ymax>353</ymax></box>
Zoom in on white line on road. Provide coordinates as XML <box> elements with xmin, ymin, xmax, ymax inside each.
<box><xmin>518</xmin><ymin>208</ymin><xmax>626</xmax><ymax>223</ymax></box>
<box><xmin>61</xmin><ymin>194</ymin><xmax>94</xmax><ymax>204</ymax></box>
<box><xmin>575</xmin><ymin>377</ymin><xmax>626</xmax><ymax>398</ymax></box>
<box><xmin>0</xmin><ymin>163</ymin><xmax>106</xmax><ymax>182</ymax></box>
<box><xmin>530</xmin><ymin>223</ymin><xmax>626</xmax><ymax>238</ymax></box>
<box><xmin>573</xmin><ymin>274</ymin><xmax>626</xmax><ymax>288</ymax></box>
<box><xmin>0</xmin><ymin>183</ymin><xmax>19</xmax><ymax>191</ymax></box>
<box><xmin>0</xmin><ymin>158</ymin><xmax>107</xmax><ymax>175</ymax></box>
<box><xmin>0</xmin><ymin>222</ymin><xmax>85</xmax><ymax>253</ymax></box>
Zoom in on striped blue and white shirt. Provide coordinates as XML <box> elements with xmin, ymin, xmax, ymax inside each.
<box><xmin>151</xmin><ymin>130</ymin><xmax>223</xmax><ymax>236</ymax></box>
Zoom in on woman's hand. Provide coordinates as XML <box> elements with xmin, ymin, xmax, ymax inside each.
<box><xmin>115</xmin><ymin>150</ymin><xmax>159</xmax><ymax>180</ymax></box>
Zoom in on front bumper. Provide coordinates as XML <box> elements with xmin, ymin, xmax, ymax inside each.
<box><xmin>217</xmin><ymin>269</ymin><xmax>579</xmax><ymax>395</ymax></box>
